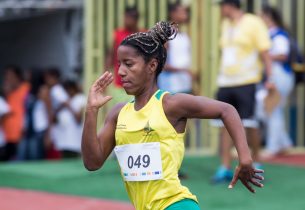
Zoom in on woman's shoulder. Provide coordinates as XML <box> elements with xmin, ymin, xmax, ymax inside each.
<box><xmin>162</xmin><ymin>92</ymin><xmax>195</xmax><ymax>115</ymax></box>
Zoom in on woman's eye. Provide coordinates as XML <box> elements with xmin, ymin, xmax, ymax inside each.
<box><xmin>126</xmin><ymin>63</ymin><xmax>133</xmax><ymax>67</ymax></box>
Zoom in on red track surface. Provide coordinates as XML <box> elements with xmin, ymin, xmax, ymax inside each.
<box><xmin>0</xmin><ymin>188</ymin><xmax>134</xmax><ymax>210</ymax></box>
<box><xmin>264</xmin><ymin>154</ymin><xmax>305</xmax><ymax>167</ymax></box>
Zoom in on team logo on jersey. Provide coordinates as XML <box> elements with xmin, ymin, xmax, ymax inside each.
<box><xmin>143</xmin><ymin>121</ymin><xmax>154</xmax><ymax>136</ymax></box>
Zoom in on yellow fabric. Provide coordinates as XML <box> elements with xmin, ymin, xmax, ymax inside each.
<box><xmin>218</xmin><ymin>14</ymin><xmax>271</xmax><ymax>87</ymax></box>
<box><xmin>115</xmin><ymin>90</ymin><xmax>197</xmax><ymax>210</ymax></box>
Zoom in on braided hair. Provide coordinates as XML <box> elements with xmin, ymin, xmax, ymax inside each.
<box><xmin>120</xmin><ymin>21</ymin><xmax>178</xmax><ymax>77</ymax></box>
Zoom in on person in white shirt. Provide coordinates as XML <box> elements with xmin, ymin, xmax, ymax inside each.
<box><xmin>44</xmin><ymin>68</ymin><xmax>70</xmax><ymax>158</ymax></box>
<box><xmin>0</xmin><ymin>96</ymin><xmax>10</xmax><ymax>160</ymax></box>
<box><xmin>55</xmin><ymin>80</ymin><xmax>86</xmax><ymax>158</ymax></box>
<box><xmin>158</xmin><ymin>2</ymin><xmax>193</xmax><ymax>94</ymax></box>
<box><xmin>260</xmin><ymin>5</ymin><xmax>294</xmax><ymax>156</ymax></box>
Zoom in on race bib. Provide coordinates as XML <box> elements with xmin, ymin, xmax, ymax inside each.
<box><xmin>114</xmin><ymin>142</ymin><xmax>163</xmax><ymax>182</ymax></box>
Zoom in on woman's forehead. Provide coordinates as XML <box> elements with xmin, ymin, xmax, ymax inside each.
<box><xmin>117</xmin><ymin>45</ymin><xmax>139</xmax><ymax>58</ymax></box>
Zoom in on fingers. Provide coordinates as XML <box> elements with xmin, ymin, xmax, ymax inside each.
<box><xmin>250</xmin><ymin>178</ymin><xmax>264</xmax><ymax>188</ymax></box>
<box><xmin>228</xmin><ymin>168</ymin><xmax>239</xmax><ymax>189</ymax></box>
<box><xmin>95</xmin><ymin>72</ymin><xmax>113</xmax><ymax>91</ymax></box>
<box><xmin>254</xmin><ymin>169</ymin><xmax>264</xmax><ymax>174</ymax></box>
<box><xmin>253</xmin><ymin>174</ymin><xmax>264</xmax><ymax>181</ymax></box>
<box><xmin>241</xmin><ymin>179</ymin><xmax>255</xmax><ymax>193</ymax></box>
<box><xmin>93</xmin><ymin>71</ymin><xmax>113</xmax><ymax>87</ymax></box>
<box><xmin>93</xmin><ymin>72</ymin><xmax>110</xmax><ymax>87</ymax></box>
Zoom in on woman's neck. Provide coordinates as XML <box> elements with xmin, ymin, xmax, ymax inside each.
<box><xmin>134</xmin><ymin>84</ymin><xmax>158</xmax><ymax>111</ymax></box>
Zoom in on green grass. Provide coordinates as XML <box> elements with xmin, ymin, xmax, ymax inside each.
<box><xmin>0</xmin><ymin>157</ymin><xmax>304</xmax><ymax>210</ymax></box>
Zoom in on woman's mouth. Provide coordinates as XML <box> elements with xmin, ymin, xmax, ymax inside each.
<box><xmin>121</xmin><ymin>80</ymin><xmax>132</xmax><ymax>88</ymax></box>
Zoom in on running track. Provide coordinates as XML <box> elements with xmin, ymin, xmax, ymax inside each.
<box><xmin>0</xmin><ymin>188</ymin><xmax>134</xmax><ymax>210</ymax></box>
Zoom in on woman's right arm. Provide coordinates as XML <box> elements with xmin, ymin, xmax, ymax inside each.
<box><xmin>81</xmin><ymin>72</ymin><xmax>121</xmax><ymax>171</ymax></box>
<box><xmin>82</xmin><ymin>103</ymin><xmax>123</xmax><ymax>171</ymax></box>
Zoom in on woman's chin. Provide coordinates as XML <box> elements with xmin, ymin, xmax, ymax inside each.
<box><xmin>123</xmin><ymin>87</ymin><xmax>135</xmax><ymax>95</ymax></box>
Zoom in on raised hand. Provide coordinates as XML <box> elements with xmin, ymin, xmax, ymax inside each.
<box><xmin>87</xmin><ymin>71</ymin><xmax>114</xmax><ymax>110</ymax></box>
<box><xmin>228</xmin><ymin>164</ymin><xmax>264</xmax><ymax>193</ymax></box>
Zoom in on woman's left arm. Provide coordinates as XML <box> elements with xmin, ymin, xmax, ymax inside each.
<box><xmin>168</xmin><ymin>93</ymin><xmax>264</xmax><ymax>193</ymax></box>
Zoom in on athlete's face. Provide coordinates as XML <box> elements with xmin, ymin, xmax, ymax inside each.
<box><xmin>220</xmin><ymin>4</ymin><xmax>233</xmax><ymax>19</ymax></box>
<box><xmin>117</xmin><ymin>45</ymin><xmax>158</xmax><ymax>95</ymax></box>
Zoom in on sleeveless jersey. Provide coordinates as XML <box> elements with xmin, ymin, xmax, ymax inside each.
<box><xmin>115</xmin><ymin>89</ymin><xmax>197</xmax><ymax>210</ymax></box>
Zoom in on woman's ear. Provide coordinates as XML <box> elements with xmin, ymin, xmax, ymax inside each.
<box><xmin>148</xmin><ymin>58</ymin><xmax>158</xmax><ymax>74</ymax></box>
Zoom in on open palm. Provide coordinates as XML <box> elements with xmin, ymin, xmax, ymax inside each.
<box><xmin>87</xmin><ymin>71</ymin><xmax>114</xmax><ymax>109</ymax></box>
<box><xmin>229</xmin><ymin>164</ymin><xmax>264</xmax><ymax>193</ymax></box>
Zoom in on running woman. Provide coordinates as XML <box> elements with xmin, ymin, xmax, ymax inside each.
<box><xmin>82</xmin><ymin>21</ymin><xmax>264</xmax><ymax>210</ymax></box>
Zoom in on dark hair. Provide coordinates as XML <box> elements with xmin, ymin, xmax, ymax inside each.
<box><xmin>63</xmin><ymin>79</ymin><xmax>79</xmax><ymax>92</ymax></box>
<box><xmin>5</xmin><ymin>65</ymin><xmax>23</xmax><ymax>81</ymax></box>
<box><xmin>169</xmin><ymin>2</ymin><xmax>181</xmax><ymax>13</ymax></box>
<box><xmin>262</xmin><ymin>5</ymin><xmax>285</xmax><ymax>29</ymax></box>
<box><xmin>29</xmin><ymin>70</ymin><xmax>44</xmax><ymax>96</ymax></box>
<box><xmin>125</xmin><ymin>6</ymin><xmax>139</xmax><ymax>20</ymax></box>
<box><xmin>220</xmin><ymin>0</ymin><xmax>241</xmax><ymax>9</ymax></box>
<box><xmin>45</xmin><ymin>67</ymin><xmax>61</xmax><ymax>79</ymax></box>
<box><xmin>120</xmin><ymin>21</ymin><xmax>178</xmax><ymax>77</ymax></box>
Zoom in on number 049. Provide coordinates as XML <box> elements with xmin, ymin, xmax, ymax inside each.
<box><xmin>127</xmin><ymin>155</ymin><xmax>150</xmax><ymax>169</ymax></box>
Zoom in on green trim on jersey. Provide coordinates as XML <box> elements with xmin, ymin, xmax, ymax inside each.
<box><xmin>155</xmin><ymin>89</ymin><xmax>166</xmax><ymax>100</ymax></box>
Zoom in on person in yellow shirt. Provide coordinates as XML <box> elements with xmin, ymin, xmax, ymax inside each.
<box><xmin>212</xmin><ymin>0</ymin><xmax>272</xmax><ymax>183</ymax></box>
<box><xmin>81</xmin><ymin>21</ymin><xmax>264</xmax><ymax>210</ymax></box>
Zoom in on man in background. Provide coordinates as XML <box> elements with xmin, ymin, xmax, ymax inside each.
<box><xmin>2</xmin><ymin>66</ymin><xmax>30</xmax><ymax>161</ymax></box>
<box><xmin>212</xmin><ymin>0</ymin><xmax>272</xmax><ymax>183</ymax></box>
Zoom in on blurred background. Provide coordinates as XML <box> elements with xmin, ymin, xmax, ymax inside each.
<box><xmin>0</xmin><ymin>0</ymin><xmax>304</xmax><ymax>210</ymax></box>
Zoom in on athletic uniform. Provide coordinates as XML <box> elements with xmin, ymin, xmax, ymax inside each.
<box><xmin>114</xmin><ymin>89</ymin><xmax>199</xmax><ymax>210</ymax></box>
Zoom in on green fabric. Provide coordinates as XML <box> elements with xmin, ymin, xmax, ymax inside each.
<box><xmin>166</xmin><ymin>199</ymin><xmax>200</xmax><ymax>210</ymax></box>
<box><xmin>155</xmin><ymin>89</ymin><xmax>165</xmax><ymax>100</ymax></box>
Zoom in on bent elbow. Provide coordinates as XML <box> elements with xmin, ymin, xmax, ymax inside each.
<box><xmin>220</xmin><ymin>103</ymin><xmax>237</xmax><ymax>119</ymax></box>
<box><xmin>83</xmin><ymin>160</ymin><xmax>102</xmax><ymax>171</ymax></box>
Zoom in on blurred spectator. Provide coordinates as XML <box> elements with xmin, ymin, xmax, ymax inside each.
<box><xmin>44</xmin><ymin>67</ymin><xmax>69</xmax><ymax>159</ymax></box>
<box><xmin>2</xmin><ymin>65</ymin><xmax>30</xmax><ymax>161</ymax></box>
<box><xmin>17</xmin><ymin>70</ymin><xmax>49</xmax><ymax>160</ymax></box>
<box><xmin>158</xmin><ymin>2</ymin><xmax>193</xmax><ymax>94</ymax></box>
<box><xmin>0</xmin><ymin>96</ymin><xmax>10</xmax><ymax>161</ymax></box>
<box><xmin>258</xmin><ymin>5</ymin><xmax>294</xmax><ymax>157</ymax></box>
<box><xmin>212</xmin><ymin>0</ymin><xmax>272</xmax><ymax>183</ymax></box>
<box><xmin>57</xmin><ymin>80</ymin><xmax>86</xmax><ymax>158</ymax></box>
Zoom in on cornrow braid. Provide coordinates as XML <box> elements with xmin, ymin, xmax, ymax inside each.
<box><xmin>120</xmin><ymin>21</ymin><xmax>178</xmax><ymax>77</ymax></box>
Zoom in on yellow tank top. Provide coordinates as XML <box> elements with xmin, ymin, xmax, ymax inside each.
<box><xmin>115</xmin><ymin>89</ymin><xmax>197</xmax><ymax>210</ymax></box>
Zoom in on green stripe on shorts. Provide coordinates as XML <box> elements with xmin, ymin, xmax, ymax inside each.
<box><xmin>165</xmin><ymin>199</ymin><xmax>200</xmax><ymax>210</ymax></box>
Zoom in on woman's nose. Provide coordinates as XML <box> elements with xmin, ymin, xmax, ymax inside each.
<box><xmin>118</xmin><ymin>65</ymin><xmax>127</xmax><ymax>77</ymax></box>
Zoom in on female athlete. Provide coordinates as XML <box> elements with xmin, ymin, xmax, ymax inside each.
<box><xmin>82</xmin><ymin>21</ymin><xmax>264</xmax><ymax>210</ymax></box>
